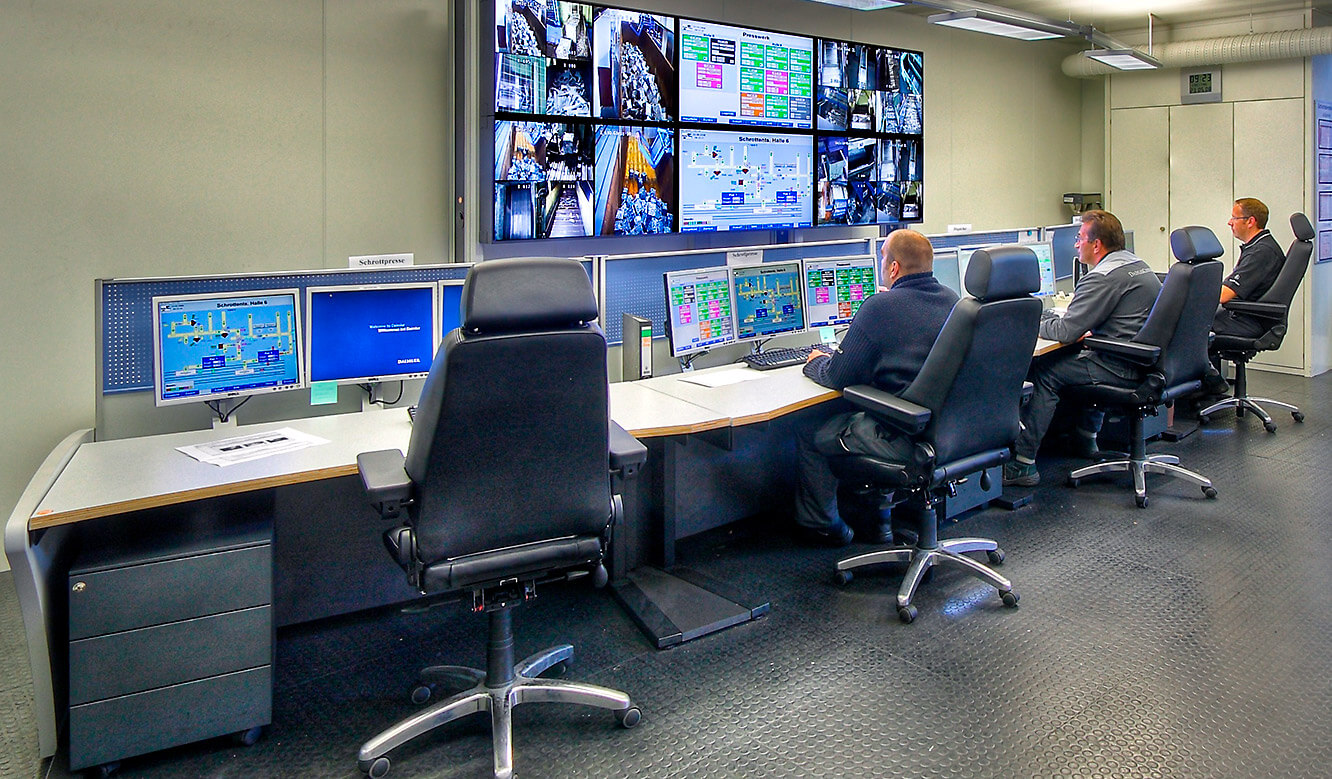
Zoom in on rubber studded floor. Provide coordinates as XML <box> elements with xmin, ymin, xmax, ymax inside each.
<box><xmin>7</xmin><ymin>370</ymin><xmax>1332</xmax><ymax>778</ymax></box>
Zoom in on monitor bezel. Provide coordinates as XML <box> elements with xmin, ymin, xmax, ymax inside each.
<box><xmin>438</xmin><ymin>279</ymin><xmax>466</xmax><ymax>337</ymax></box>
<box><xmin>151</xmin><ymin>288</ymin><xmax>306</xmax><ymax>408</ymax></box>
<box><xmin>802</xmin><ymin>254</ymin><xmax>878</xmax><ymax>328</ymax></box>
<box><xmin>729</xmin><ymin>259</ymin><xmax>807</xmax><ymax>342</ymax></box>
<box><xmin>304</xmin><ymin>281</ymin><xmax>441</xmax><ymax>387</ymax></box>
<box><xmin>663</xmin><ymin>265</ymin><xmax>738</xmax><ymax>357</ymax></box>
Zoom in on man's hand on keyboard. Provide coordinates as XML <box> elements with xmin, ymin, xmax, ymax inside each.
<box><xmin>806</xmin><ymin>346</ymin><xmax>832</xmax><ymax>363</ymax></box>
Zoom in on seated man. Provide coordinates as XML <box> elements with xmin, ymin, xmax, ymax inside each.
<box><xmin>1213</xmin><ymin>197</ymin><xmax>1284</xmax><ymax>339</ymax></box>
<box><xmin>1003</xmin><ymin>210</ymin><xmax>1162</xmax><ymax>487</ymax></box>
<box><xmin>794</xmin><ymin>228</ymin><xmax>959</xmax><ymax>545</ymax></box>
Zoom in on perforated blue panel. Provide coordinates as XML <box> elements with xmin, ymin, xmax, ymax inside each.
<box><xmin>101</xmin><ymin>266</ymin><xmax>473</xmax><ymax>394</ymax></box>
<box><xmin>928</xmin><ymin>230</ymin><xmax>1024</xmax><ymax>250</ymax></box>
<box><xmin>603</xmin><ymin>239</ymin><xmax>875</xmax><ymax>344</ymax></box>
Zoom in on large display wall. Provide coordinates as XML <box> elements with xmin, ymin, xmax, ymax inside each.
<box><xmin>489</xmin><ymin>1</ymin><xmax>923</xmax><ymax>241</ymax></box>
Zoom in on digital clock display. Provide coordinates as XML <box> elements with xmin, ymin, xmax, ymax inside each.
<box><xmin>1189</xmin><ymin>72</ymin><xmax>1213</xmax><ymax>94</ymax></box>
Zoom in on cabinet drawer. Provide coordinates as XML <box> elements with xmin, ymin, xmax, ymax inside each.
<box><xmin>70</xmin><ymin>605</ymin><xmax>271</xmax><ymax>705</ymax></box>
<box><xmin>69</xmin><ymin>544</ymin><xmax>271</xmax><ymax>639</ymax></box>
<box><xmin>69</xmin><ymin>665</ymin><xmax>271</xmax><ymax>771</ymax></box>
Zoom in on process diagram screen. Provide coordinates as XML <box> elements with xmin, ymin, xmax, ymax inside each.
<box><xmin>679</xmin><ymin>129</ymin><xmax>814</xmax><ymax>232</ymax></box>
<box><xmin>679</xmin><ymin>20</ymin><xmax>813</xmax><ymax>129</ymax></box>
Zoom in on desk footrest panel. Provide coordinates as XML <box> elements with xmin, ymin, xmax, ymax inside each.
<box><xmin>69</xmin><ymin>665</ymin><xmax>272</xmax><ymax>771</ymax></box>
<box><xmin>70</xmin><ymin>606</ymin><xmax>272</xmax><ymax>705</ymax></box>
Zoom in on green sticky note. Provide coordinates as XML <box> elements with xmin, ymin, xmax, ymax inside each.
<box><xmin>819</xmin><ymin>326</ymin><xmax>838</xmax><ymax>345</ymax></box>
<box><xmin>310</xmin><ymin>381</ymin><xmax>338</xmax><ymax>405</ymax></box>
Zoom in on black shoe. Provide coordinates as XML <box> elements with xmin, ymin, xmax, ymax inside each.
<box><xmin>1202</xmin><ymin>371</ymin><xmax>1230</xmax><ymax>396</ymax></box>
<box><xmin>797</xmin><ymin>520</ymin><xmax>854</xmax><ymax>548</ymax></box>
<box><xmin>850</xmin><ymin>522</ymin><xmax>894</xmax><ymax>545</ymax></box>
<box><xmin>1069</xmin><ymin>433</ymin><xmax>1101</xmax><ymax>461</ymax></box>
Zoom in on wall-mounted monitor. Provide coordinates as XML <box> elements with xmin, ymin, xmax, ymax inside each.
<box><xmin>494</xmin><ymin>121</ymin><xmax>596</xmax><ymax>240</ymax></box>
<box><xmin>816</xmin><ymin>40</ymin><xmax>922</xmax><ymax>135</ymax></box>
<box><xmin>593</xmin><ymin>124</ymin><xmax>676</xmax><ymax>236</ymax></box>
<box><xmin>731</xmin><ymin>260</ymin><xmax>805</xmax><ymax>341</ymax></box>
<box><xmin>494</xmin><ymin>1</ymin><xmax>593</xmax><ymax>117</ymax></box>
<box><xmin>152</xmin><ymin>289</ymin><xmax>304</xmax><ymax>407</ymax></box>
<box><xmin>440</xmin><ymin>279</ymin><xmax>465</xmax><ymax>335</ymax></box>
<box><xmin>678</xmin><ymin>20</ymin><xmax>813</xmax><ymax>129</ymax></box>
<box><xmin>593</xmin><ymin>7</ymin><xmax>677</xmax><ymax>122</ymax></box>
<box><xmin>679</xmin><ymin>128</ymin><xmax>814</xmax><ymax>232</ymax></box>
<box><xmin>803</xmin><ymin>256</ymin><xmax>877</xmax><ymax>328</ymax></box>
<box><xmin>664</xmin><ymin>266</ymin><xmax>736</xmax><ymax>356</ymax></box>
<box><xmin>305</xmin><ymin>283</ymin><xmax>439</xmax><ymax>386</ymax></box>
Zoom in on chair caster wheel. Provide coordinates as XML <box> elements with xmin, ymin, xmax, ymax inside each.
<box><xmin>1135</xmin><ymin>495</ymin><xmax>1149</xmax><ymax>508</ymax></box>
<box><xmin>897</xmin><ymin>605</ymin><xmax>917</xmax><ymax>624</ymax></box>
<box><xmin>88</xmin><ymin>761</ymin><xmax>119</xmax><ymax>778</ymax></box>
<box><xmin>1264</xmin><ymin>421</ymin><xmax>1277</xmax><ymax>433</ymax></box>
<box><xmin>410</xmin><ymin>684</ymin><xmax>433</xmax><ymax>705</ymax></box>
<box><xmin>833</xmin><ymin>569</ymin><xmax>853</xmax><ymax>585</ymax></box>
<box><xmin>1203</xmin><ymin>486</ymin><xmax>1217</xmax><ymax>499</ymax></box>
<box><xmin>1198</xmin><ymin>414</ymin><xmax>1210</xmax><ymax>424</ymax></box>
<box><xmin>234</xmin><ymin>725</ymin><xmax>264</xmax><ymax>746</ymax></box>
<box><xmin>1068</xmin><ymin>477</ymin><xmax>1081</xmax><ymax>488</ymax></box>
<box><xmin>1293</xmin><ymin>411</ymin><xmax>1305</xmax><ymax>423</ymax></box>
<box><xmin>1000</xmin><ymin>590</ymin><xmax>1019</xmax><ymax>608</ymax></box>
<box><xmin>986</xmin><ymin>549</ymin><xmax>1005</xmax><ymax>565</ymax></box>
<box><xmin>361</xmin><ymin>756</ymin><xmax>390</xmax><ymax>778</ymax></box>
<box><xmin>616</xmin><ymin>706</ymin><xmax>642</xmax><ymax>728</ymax></box>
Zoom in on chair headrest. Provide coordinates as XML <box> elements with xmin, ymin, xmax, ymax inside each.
<box><xmin>963</xmin><ymin>245</ymin><xmax>1040</xmax><ymax>300</ymax></box>
<box><xmin>462</xmin><ymin>258</ymin><xmax>598</xmax><ymax>332</ymax></box>
<box><xmin>1170</xmin><ymin>226</ymin><xmax>1224</xmax><ymax>263</ymax></box>
<box><xmin>1291</xmin><ymin>212</ymin><xmax>1314</xmax><ymax>241</ymax></box>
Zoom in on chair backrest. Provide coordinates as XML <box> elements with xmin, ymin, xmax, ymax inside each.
<box><xmin>403</xmin><ymin>258</ymin><xmax>611</xmax><ymax>563</ymax></box>
<box><xmin>1257</xmin><ymin>212</ymin><xmax>1313</xmax><ymax>308</ymax></box>
<box><xmin>1142</xmin><ymin>226</ymin><xmax>1225</xmax><ymax>386</ymax></box>
<box><xmin>901</xmin><ymin>246</ymin><xmax>1041</xmax><ymax>465</ymax></box>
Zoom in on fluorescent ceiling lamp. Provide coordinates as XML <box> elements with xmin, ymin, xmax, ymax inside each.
<box><xmin>804</xmin><ymin>0</ymin><xmax>905</xmax><ymax>9</ymax></box>
<box><xmin>928</xmin><ymin>10</ymin><xmax>1070</xmax><ymax>41</ymax></box>
<box><xmin>1083</xmin><ymin>48</ymin><xmax>1161</xmax><ymax>70</ymax></box>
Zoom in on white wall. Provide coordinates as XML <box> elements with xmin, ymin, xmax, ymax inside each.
<box><xmin>0</xmin><ymin>1</ymin><xmax>452</xmax><ymax>571</ymax></box>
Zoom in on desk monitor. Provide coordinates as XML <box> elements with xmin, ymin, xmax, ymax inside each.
<box><xmin>932</xmin><ymin>249</ymin><xmax>962</xmax><ymax>297</ymax></box>
<box><xmin>305</xmin><ymin>282</ymin><xmax>439</xmax><ymax>385</ymax></box>
<box><xmin>1123</xmin><ymin>228</ymin><xmax>1135</xmax><ymax>254</ymax></box>
<box><xmin>663</xmin><ymin>266</ymin><xmax>736</xmax><ymax>357</ymax></box>
<box><xmin>803</xmin><ymin>256</ymin><xmax>877</xmax><ymax>328</ymax></box>
<box><xmin>731</xmin><ymin>260</ymin><xmax>805</xmax><ymax>341</ymax></box>
<box><xmin>152</xmin><ymin>289</ymin><xmax>304</xmax><ymax>407</ymax></box>
<box><xmin>439</xmin><ymin>279</ymin><xmax>464</xmax><ymax>335</ymax></box>
<box><xmin>955</xmin><ymin>244</ymin><xmax>994</xmax><ymax>296</ymax></box>
<box><xmin>1046</xmin><ymin>223</ymin><xmax>1079</xmax><ymax>281</ymax></box>
<box><xmin>1026</xmin><ymin>241</ymin><xmax>1057</xmax><ymax>297</ymax></box>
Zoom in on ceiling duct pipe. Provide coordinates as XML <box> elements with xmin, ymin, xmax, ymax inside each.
<box><xmin>1063</xmin><ymin>26</ymin><xmax>1332</xmax><ymax>78</ymax></box>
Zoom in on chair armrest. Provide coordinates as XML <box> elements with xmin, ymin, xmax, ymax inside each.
<box><xmin>1081</xmin><ymin>336</ymin><xmax>1161</xmax><ymax>366</ymax></box>
<box><xmin>358</xmin><ymin>449</ymin><xmax>412</xmax><ymax>518</ymax></box>
<box><xmin>609</xmin><ymin>421</ymin><xmax>647</xmax><ymax>479</ymax></box>
<box><xmin>842</xmin><ymin>385</ymin><xmax>932</xmax><ymax>435</ymax></box>
<box><xmin>1221</xmin><ymin>300</ymin><xmax>1287</xmax><ymax>320</ymax></box>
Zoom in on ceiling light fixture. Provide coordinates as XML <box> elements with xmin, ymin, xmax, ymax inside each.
<box><xmin>927</xmin><ymin>9</ymin><xmax>1073</xmax><ymax>41</ymax></box>
<box><xmin>804</xmin><ymin>0</ymin><xmax>906</xmax><ymax>10</ymax></box>
<box><xmin>1083</xmin><ymin>48</ymin><xmax>1162</xmax><ymax>70</ymax></box>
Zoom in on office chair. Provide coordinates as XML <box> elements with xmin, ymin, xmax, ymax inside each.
<box><xmin>828</xmin><ymin>246</ymin><xmax>1040</xmax><ymax>623</ymax></box>
<box><xmin>1064</xmin><ymin>226</ymin><xmax>1223</xmax><ymax>508</ymax></box>
<box><xmin>1201</xmin><ymin>212</ymin><xmax>1313</xmax><ymax>432</ymax></box>
<box><xmin>355</xmin><ymin>258</ymin><xmax>647</xmax><ymax>779</ymax></box>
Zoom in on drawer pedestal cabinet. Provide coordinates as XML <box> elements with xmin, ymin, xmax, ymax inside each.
<box><xmin>66</xmin><ymin>514</ymin><xmax>273</xmax><ymax>773</ymax></box>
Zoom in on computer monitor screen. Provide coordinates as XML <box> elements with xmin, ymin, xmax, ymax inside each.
<box><xmin>956</xmin><ymin>244</ymin><xmax>992</xmax><ymax>296</ymax></box>
<box><xmin>803</xmin><ymin>256</ymin><xmax>877</xmax><ymax>328</ymax></box>
<box><xmin>1046</xmin><ymin>223</ymin><xmax>1079</xmax><ymax>280</ymax></box>
<box><xmin>1123</xmin><ymin>228</ymin><xmax>1135</xmax><ymax>254</ymax></box>
<box><xmin>592</xmin><ymin>8</ymin><xmax>676</xmax><ymax>122</ymax></box>
<box><xmin>679</xmin><ymin>128</ymin><xmax>814</xmax><ymax>232</ymax></box>
<box><xmin>305</xmin><ymin>283</ymin><xmax>439</xmax><ymax>385</ymax></box>
<box><xmin>1026</xmin><ymin>241</ymin><xmax>1057</xmax><ymax>297</ymax></box>
<box><xmin>440</xmin><ymin>280</ymin><xmax>464</xmax><ymax>335</ymax></box>
<box><xmin>731</xmin><ymin>260</ymin><xmax>805</xmax><ymax>341</ymax></box>
<box><xmin>932</xmin><ymin>249</ymin><xmax>961</xmax><ymax>297</ymax></box>
<box><xmin>677</xmin><ymin>19</ymin><xmax>813</xmax><ymax>129</ymax></box>
<box><xmin>664</xmin><ymin>266</ymin><xmax>736</xmax><ymax>356</ymax></box>
<box><xmin>152</xmin><ymin>289</ymin><xmax>304</xmax><ymax>407</ymax></box>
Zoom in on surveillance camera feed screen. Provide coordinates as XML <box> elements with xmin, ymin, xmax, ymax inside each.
<box><xmin>490</xmin><ymin>4</ymin><xmax>923</xmax><ymax>240</ymax></box>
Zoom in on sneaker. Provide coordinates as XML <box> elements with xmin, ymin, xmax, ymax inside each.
<box><xmin>1002</xmin><ymin>460</ymin><xmax>1041</xmax><ymax>487</ymax></box>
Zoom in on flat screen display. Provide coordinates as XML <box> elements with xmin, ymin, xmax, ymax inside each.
<box><xmin>1026</xmin><ymin>241</ymin><xmax>1057</xmax><ymax>297</ymax></box>
<box><xmin>305</xmin><ymin>283</ymin><xmax>438</xmax><ymax>385</ymax></box>
<box><xmin>664</xmin><ymin>266</ymin><xmax>736</xmax><ymax>356</ymax></box>
<box><xmin>494</xmin><ymin>121</ymin><xmax>596</xmax><ymax>240</ymax></box>
<box><xmin>804</xmin><ymin>256</ymin><xmax>877</xmax><ymax>328</ymax></box>
<box><xmin>152</xmin><ymin>289</ymin><xmax>304</xmax><ymax>407</ymax></box>
<box><xmin>816</xmin><ymin>40</ymin><xmax>922</xmax><ymax>135</ymax></box>
<box><xmin>933</xmin><ymin>249</ymin><xmax>962</xmax><ymax>296</ymax></box>
<box><xmin>593</xmin><ymin>7</ymin><xmax>677</xmax><ymax>121</ymax></box>
<box><xmin>731</xmin><ymin>260</ymin><xmax>805</xmax><ymax>341</ymax></box>
<box><xmin>679</xmin><ymin>128</ymin><xmax>814</xmax><ymax>232</ymax></box>
<box><xmin>593</xmin><ymin>124</ymin><xmax>675</xmax><ymax>236</ymax></box>
<box><xmin>440</xmin><ymin>280</ymin><xmax>465</xmax><ymax>335</ymax></box>
<box><xmin>494</xmin><ymin>1</ymin><xmax>593</xmax><ymax>117</ymax></box>
<box><xmin>1046</xmin><ymin>223</ymin><xmax>1079</xmax><ymax>280</ymax></box>
<box><xmin>678</xmin><ymin>20</ymin><xmax>813</xmax><ymax>129</ymax></box>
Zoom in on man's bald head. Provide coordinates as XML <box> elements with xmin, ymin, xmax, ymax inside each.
<box><xmin>883</xmin><ymin>229</ymin><xmax>934</xmax><ymax>280</ymax></box>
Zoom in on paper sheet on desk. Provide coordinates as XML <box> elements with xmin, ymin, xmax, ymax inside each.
<box><xmin>676</xmin><ymin>367</ymin><xmax>768</xmax><ymax>388</ymax></box>
<box><xmin>177</xmin><ymin>427</ymin><xmax>329</xmax><ymax>467</ymax></box>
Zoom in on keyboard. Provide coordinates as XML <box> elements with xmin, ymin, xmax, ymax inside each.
<box><xmin>741</xmin><ymin>345</ymin><xmax>825</xmax><ymax>371</ymax></box>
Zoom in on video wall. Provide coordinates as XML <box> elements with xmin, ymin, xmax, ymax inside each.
<box><xmin>490</xmin><ymin>1</ymin><xmax>923</xmax><ymax>241</ymax></box>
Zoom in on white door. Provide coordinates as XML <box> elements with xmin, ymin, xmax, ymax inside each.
<box><xmin>1109</xmin><ymin>107</ymin><xmax>1170</xmax><ymax>270</ymax></box>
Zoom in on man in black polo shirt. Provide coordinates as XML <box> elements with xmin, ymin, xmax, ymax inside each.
<box><xmin>793</xmin><ymin>228</ymin><xmax>959</xmax><ymax>545</ymax></box>
<box><xmin>1212</xmin><ymin>197</ymin><xmax>1285</xmax><ymax>338</ymax></box>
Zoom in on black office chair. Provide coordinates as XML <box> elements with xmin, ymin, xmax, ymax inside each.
<box><xmin>354</xmin><ymin>258</ymin><xmax>647</xmax><ymax>779</ymax></box>
<box><xmin>1201</xmin><ymin>212</ymin><xmax>1313</xmax><ymax>432</ymax></box>
<box><xmin>1064</xmin><ymin>226</ymin><xmax>1223</xmax><ymax>508</ymax></box>
<box><xmin>828</xmin><ymin>247</ymin><xmax>1040</xmax><ymax>623</ymax></box>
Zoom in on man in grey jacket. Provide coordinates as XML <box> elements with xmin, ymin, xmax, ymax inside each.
<box><xmin>1004</xmin><ymin>210</ymin><xmax>1162</xmax><ymax>487</ymax></box>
